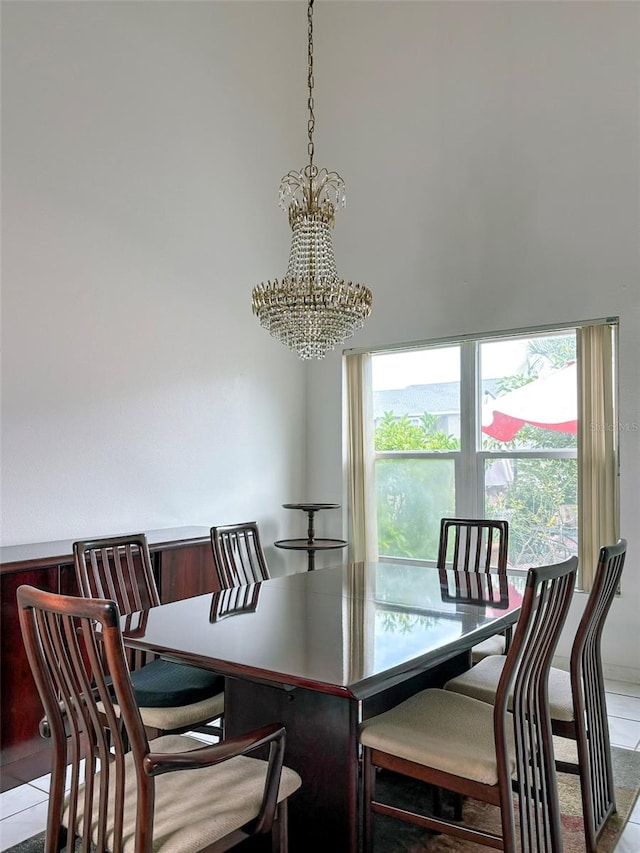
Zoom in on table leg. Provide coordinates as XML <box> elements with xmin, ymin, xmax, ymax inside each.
<box><xmin>224</xmin><ymin>654</ymin><xmax>471</xmax><ymax>852</ymax></box>
<box><xmin>224</xmin><ymin>679</ymin><xmax>359</xmax><ymax>853</ymax></box>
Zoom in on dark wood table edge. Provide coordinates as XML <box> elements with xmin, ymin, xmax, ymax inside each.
<box><xmin>120</xmin><ymin>599</ymin><xmax>521</xmax><ymax>701</ymax></box>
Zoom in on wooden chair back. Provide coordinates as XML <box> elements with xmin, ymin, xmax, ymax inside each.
<box><xmin>572</xmin><ymin>538</ymin><xmax>626</xmax><ymax>702</ymax></box>
<box><xmin>74</xmin><ymin>534</ymin><xmax>226</xmax><ymax>738</ymax></box>
<box><xmin>495</xmin><ymin>555</ymin><xmax>577</xmax><ymax>851</ymax></box>
<box><xmin>437</xmin><ymin>518</ymin><xmax>509</xmax><ymax>575</ymax></box>
<box><xmin>210</xmin><ymin>522</ymin><xmax>270</xmax><ymax>588</ymax></box>
<box><xmin>566</xmin><ymin>538</ymin><xmax>627</xmax><ymax>848</ymax></box>
<box><xmin>73</xmin><ymin>534</ymin><xmax>160</xmax><ymax>614</ymax></box>
<box><xmin>17</xmin><ymin>584</ymin><xmax>153</xmax><ymax>852</ymax></box>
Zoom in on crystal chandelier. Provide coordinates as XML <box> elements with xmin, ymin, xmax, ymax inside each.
<box><xmin>252</xmin><ymin>0</ymin><xmax>372</xmax><ymax>360</ymax></box>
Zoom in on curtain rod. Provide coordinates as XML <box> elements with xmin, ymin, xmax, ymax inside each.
<box><xmin>343</xmin><ymin>316</ymin><xmax>619</xmax><ymax>357</ymax></box>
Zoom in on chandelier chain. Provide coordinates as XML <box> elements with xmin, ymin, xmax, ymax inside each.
<box><xmin>252</xmin><ymin>0</ymin><xmax>372</xmax><ymax>359</ymax></box>
<box><xmin>307</xmin><ymin>0</ymin><xmax>315</xmax><ymax>169</ymax></box>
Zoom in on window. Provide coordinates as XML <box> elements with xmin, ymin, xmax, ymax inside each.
<box><xmin>345</xmin><ymin>322</ymin><xmax>618</xmax><ymax>589</ymax></box>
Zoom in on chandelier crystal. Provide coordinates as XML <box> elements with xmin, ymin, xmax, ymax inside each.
<box><xmin>252</xmin><ymin>0</ymin><xmax>372</xmax><ymax>360</ymax></box>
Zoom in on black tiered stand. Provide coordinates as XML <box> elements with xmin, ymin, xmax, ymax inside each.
<box><xmin>274</xmin><ymin>503</ymin><xmax>348</xmax><ymax>571</ymax></box>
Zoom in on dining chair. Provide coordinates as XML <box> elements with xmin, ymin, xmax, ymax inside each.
<box><xmin>359</xmin><ymin>555</ymin><xmax>577</xmax><ymax>853</ymax></box>
<box><xmin>17</xmin><ymin>584</ymin><xmax>301</xmax><ymax>853</ymax></box>
<box><xmin>74</xmin><ymin>534</ymin><xmax>224</xmax><ymax>738</ymax></box>
<box><xmin>210</xmin><ymin>521</ymin><xmax>270</xmax><ymax>589</ymax></box>
<box><xmin>444</xmin><ymin>539</ymin><xmax>627</xmax><ymax>853</ymax></box>
<box><xmin>437</xmin><ymin>517</ymin><xmax>511</xmax><ymax>662</ymax></box>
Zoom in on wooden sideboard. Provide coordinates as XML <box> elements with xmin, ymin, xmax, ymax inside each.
<box><xmin>0</xmin><ymin>526</ymin><xmax>220</xmax><ymax>792</ymax></box>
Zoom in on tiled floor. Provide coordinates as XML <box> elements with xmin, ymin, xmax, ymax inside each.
<box><xmin>1</xmin><ymin>681</ymin><xmax>639</xmax><ymax>851</ymax></box>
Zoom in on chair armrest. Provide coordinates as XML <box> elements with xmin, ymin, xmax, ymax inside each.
<box><xmin>144</xmin><ymin>722</ymin><xmax>287</xmax><ymax>834</ymax></box>
<box><xmin>143</xmin><ymin>722</ymin><xmax>285</xmax><ymax>775</ymax></box>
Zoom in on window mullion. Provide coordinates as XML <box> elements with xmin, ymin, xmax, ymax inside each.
<box><xmin>458</xmin><ymin>340</ymin><xmax>479</xmax><ymax>516</ymax></box>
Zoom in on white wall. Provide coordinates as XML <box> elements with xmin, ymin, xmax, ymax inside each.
<box><xmin>305</xmin><ymin>1</ymin><xmax>640</xmax><ymax>679</ymax></box>
<box><xmin>2</xmin><ymin>1</ymin><xmax>639</xmax><ymax>675</ymax></box>
<box><xmin>1</xmin><ymin>0</ymin><xmax>311</xmax><ymax>571</ymax></box>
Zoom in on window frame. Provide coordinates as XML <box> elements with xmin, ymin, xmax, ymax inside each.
<box><xmin>347</xmin><ymin>318</ymin><xmax>618</xmax><ymax>586</ymax></box>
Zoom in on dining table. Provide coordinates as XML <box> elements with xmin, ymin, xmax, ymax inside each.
<box><xmin>121</xmin><ymin>561</ymin><xmax>523</xmax><ymax>853</ymax></box>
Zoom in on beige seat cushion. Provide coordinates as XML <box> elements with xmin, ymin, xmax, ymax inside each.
<box><xmin>359</xmin><ymin>688</ymin><xmax>515</xmax><ymax>786</ymax></box>
<box><xmin>98</xmin><ymin>690</ymin><xmax>225</xmax><ymax>731</ymax></box>
<box><xmin>65</xmin><ymin>734</ymin><xmax>301</xmax><ymax>852</ymax></box>
<box><xmin>444</xmin><ymin>657</ymin><xmax>574</xmax><ymax>723</ymax></box>
<box><xmin>471</xmin><ymin>634</ymin><xmax>506</xmax><ymax>663</ymax></box>
<box><xmin>444</xmin><ymin>655</ymin><xmax>507</xmax><ymax>705</ymax></box>
<box><xmin>546</xmin><ymin>667</ymin><xmax>575</xmax><ymax>721</ymax></box>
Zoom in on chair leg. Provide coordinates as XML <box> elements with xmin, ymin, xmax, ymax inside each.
<box><xmin>503</xmin><ymin>625</ymin><xmax>513</xmax><ymax>654</ymax></box>
<box><xmin>271</xmin><ymin>800</ymin><xmax>288</xmax><ymax>853</ymax></box>
<box><xmin>362</xmin><ymin>748</ymin><xmax>375</xmax><ymax>853</ymax></box>
<box><xmin>432</xmin><ymin>786</ymin><xmax>463</xmax><ymax>820</ymax></box>
<box><xmin>44</xmin><ymin>824</ymin><xmax>67</xmax><ymax>853</ymax></box>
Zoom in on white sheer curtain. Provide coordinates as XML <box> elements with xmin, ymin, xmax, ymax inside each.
<box><xmin>577</xmin><ymin>323</ymin><xmax>619</xmax><ymax>591</ymax></box>
<box><xmin>344</xmin><ymin>352</ymin><xmax>378</xmax><ymax>562</ymax></box>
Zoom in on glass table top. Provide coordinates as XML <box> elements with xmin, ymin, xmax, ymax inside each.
<box><xmin>123</xmin><ymin>562</ymin><xmax>523</xmax><ymax>700</ymax></box>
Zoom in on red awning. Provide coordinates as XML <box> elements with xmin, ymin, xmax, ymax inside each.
<box><xmin>481</xmin><ymin>363</ymin><xmax>577</xmax><ymax>442</ymax></box>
